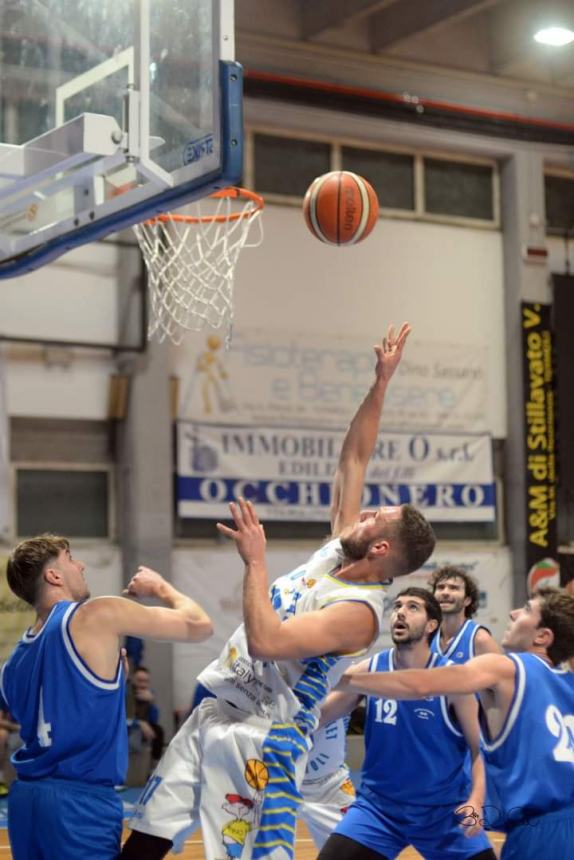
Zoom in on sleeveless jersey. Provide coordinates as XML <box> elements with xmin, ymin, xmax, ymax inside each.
<box><xmin>431</xmin><ymin>619</ymin><xmax>488</xmax><ymax>664</ymax></box>
<box><xmin>0</xmin><ymin>601</ymin><xmax>127</xmax><ymax>785</ymax></box>
<box><xmin>362</xmin><ymin>649</ymin><xmax>470</xmax><ymax>806</ymax></box>
<box><xmin>198</xmin><ymin>539</ymin><xmax>387</xmax><ymax>733</ymax></box>
<box><xmin>481</xmin><ymin>653</ymin><xmax>574</xmax><ymax>821</ymax></box>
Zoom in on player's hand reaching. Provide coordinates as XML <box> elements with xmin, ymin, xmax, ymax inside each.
<box><xmin>124</xmin><ymin>566</ymin><xmax>168</xmax><ymax>599</ymax></box>
<box><xmin>217</xmin><ymin>498</ymin><xmax>267</xmax><ymax>565</ymax></box>
<box><xmin>374</xmin><ymin>322</ymin><xmax>411</xmax><ymax>384</ymax></box>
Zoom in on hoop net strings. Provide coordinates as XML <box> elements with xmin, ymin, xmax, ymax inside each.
<box><xmin>134</xmin><ymin>193</ymin><xmax>263</xmax><ymax>345</ymax></box>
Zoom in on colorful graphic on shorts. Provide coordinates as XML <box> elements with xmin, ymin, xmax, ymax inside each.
<box><xmin>221</xmin><ymin>794</ymin><xmax>255</xmax><ymax>859</ymax></box>
<box><xmin>340</xmin><ymin>777</ymin><xmax>356</xmax><ymax>797</ymax></box>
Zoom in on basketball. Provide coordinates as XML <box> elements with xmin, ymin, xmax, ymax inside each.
<box><xmin>244</xmin><ymin>758</ymin><xmax>269</xmax><ymax>791</ymax></box>
<box><xmin>303</xmin><ymin>171</ymin><xmax>379</xmax><ymax>246</ymax></box>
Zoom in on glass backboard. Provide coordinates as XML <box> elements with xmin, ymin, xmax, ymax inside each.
<box><xmin>0</xmin><ymin>0</ymin><xmax>242</xmax><ymax>276</ymax></box>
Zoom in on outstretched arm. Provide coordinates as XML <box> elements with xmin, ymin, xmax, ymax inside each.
<box><xmin>331</xmin><ymin>323</ymin><xmax>410</xmax><ymax>537</ymax></box>
<box><xmin>318</xmin><ymin>658</ymin><xmax>370</xmax><ymax>726</ymax></box>
<box><xmin>451</xmin><ymin>694</ymin><xmax>486</xmax><ymax>838</ymax></box>
<box><xmin>217</xmin><ymin>499</ymin><xmax>377</xmax><ymax>660</ymax></box>
<box><xmin>338</xmin><ymin>654</ymin><xmax>515</xmax><ymax>699</ymax></box>
<box><xmin>74</xmin><ymin>567</ymin><xmax>214</xmax><ymax>643</ymax></box>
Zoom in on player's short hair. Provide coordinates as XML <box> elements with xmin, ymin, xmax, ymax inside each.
<box><xmin>394</xmin><ymin>505</ymin><xmax>436</xmax><ymax>575</ymax></box>
<box><xmin>6</xmin><ymin>534</ymin><xmax>70</xmax><ymax>607</ymax></box>
<box><xmin>395</xmin><ymin>586</ymin><xmax>442</xmax><ymax>641</ymax></box>
<box><xmin>429</xmin><ymin>565</ymin><xmax>480</xmax><ymax>618</ymax></box>
<box><xmin>535</xmin><ymin>587</ymin><xmax>574</xmax><ymax>665</ymax></box>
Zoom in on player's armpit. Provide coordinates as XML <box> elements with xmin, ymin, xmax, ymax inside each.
<box><xmin>247</xmin><ymin>601</ymin><xmax>378</xmax><ymax>661</ymax></box>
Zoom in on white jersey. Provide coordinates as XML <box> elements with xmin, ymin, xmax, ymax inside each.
<box><xmin>198</xmin><ymin>539</ymin><xmax>387</xmax><ymax>733</ymax></box>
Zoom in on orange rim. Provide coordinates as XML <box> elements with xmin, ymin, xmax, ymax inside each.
<box><xmin>144</xmin><ymin>187</ymin><xmax>264</xmax><ymax>226</ymax></box>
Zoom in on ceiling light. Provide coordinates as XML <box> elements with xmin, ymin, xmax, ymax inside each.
<box><xmin>534</xmin><ymin>27</ymin><xmax>574</xmax><ymax>46</ymax></box>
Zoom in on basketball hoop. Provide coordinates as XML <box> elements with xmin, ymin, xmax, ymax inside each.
<box><xmin>134</xmin><ymin>187</ymin><xmax>264</xmax><ymax>345</ymax></box>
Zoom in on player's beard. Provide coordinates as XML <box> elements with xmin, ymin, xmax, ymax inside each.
<box><xmin>392</xmin><ymin>624</ymin><xmax>427</xmax><ymax>646</ymax></box>
<box><xmin>439</xmin><ymin>597</ymin><xmax>466</xmax><ymax>615</ymax></box>
<box><xmin>339</xmin><ymin>533</ymin><xmax>372</xmax><ymax>561</ymax></box>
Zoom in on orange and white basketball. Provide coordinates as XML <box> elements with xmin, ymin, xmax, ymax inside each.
<box><xmin>303</xmin><ymin>171</ymin><xmax>379</xmax><ymax>245</ymax></box>
<box><xmin>245</xmin><ymin>758</ymin><xmax>269</xmax><ymax>791</ymax></box>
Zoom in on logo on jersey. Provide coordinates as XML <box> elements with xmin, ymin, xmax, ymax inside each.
<box><xmin>414</xmin><ymin>708</ymin><xmax>435</xmax><ymax>720</ymax></box>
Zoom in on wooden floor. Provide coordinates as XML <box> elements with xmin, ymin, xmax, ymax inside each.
<box><xmin>0</xmin><ymin>822</ymin><xmax>505</xmax><ymax>858</ymax></box>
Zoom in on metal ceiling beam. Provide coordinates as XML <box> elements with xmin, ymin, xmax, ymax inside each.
<box><xmin>371</xmin><ymin>0</ymin><xmax>506</xmax><ymax>51</ymax></box>
<box><xmin>301</xmin><ymin>0</ymin><xmax>395</xmax><ymax>40</ymax></box>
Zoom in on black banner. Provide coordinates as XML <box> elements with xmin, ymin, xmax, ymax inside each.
<box><xmin>521</xmin><ymin>302</ymin><xmax>558</xmax><ymax>591</ymax></box>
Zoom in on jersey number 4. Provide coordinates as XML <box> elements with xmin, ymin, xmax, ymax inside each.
<box><xmin>545</xmin><ymin>704</ymin><xmax>574</xmax><ymax>763</ymax></box>
<box><xmin>37</xmin><ymin>688</ymin><xmax>52</xmax><ymax>748</ymax></box>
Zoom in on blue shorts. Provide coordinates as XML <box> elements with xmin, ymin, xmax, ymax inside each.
<box><xmin>335</xmin><ymin>791</ymin><xmax>493</xmax><ymax>860</ymax></box>
<box><xmin>501</xmin><ymin>805</ymin><xmax>574</xmax><ymax>860</ymax></box>
<box><xmin>8</xmin><ymin>778</ymin><xmax>123</xmax><ymax>860</ymax></box>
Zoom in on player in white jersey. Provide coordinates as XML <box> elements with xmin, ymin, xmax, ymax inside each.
<box><xmin>122</xmin><ymin>323</ymin><xmax>437</xmax><ymax>860</ymax></box>
<box><xmin>337</xmin><ymin>587</ymin><xmax>574</xmax><ymax>859</ymax></box>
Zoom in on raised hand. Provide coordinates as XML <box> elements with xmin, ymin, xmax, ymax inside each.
<box><xmin>373</xmin><ymin>322</ymin><xmax>411</xmax><ymax>384</ymax></box>
<box><xmin>124</xmin><ymin>566</ymin><xmax>167</xmax><ymax>599</ymax></box>
<box><xmin>217</xmin><ymin>498</ymin><xmax>267</xmax><ymax>565</ymax></box>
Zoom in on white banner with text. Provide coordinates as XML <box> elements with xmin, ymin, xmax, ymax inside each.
<box><xmin>175</xmin><ymin>329</ymin><xmax>488</xmax><ymax>433</ymax></box>
<box><xmin>177</xmin><ymin>423</ymin><xmax>495</xmax><ymax>522</ymax></box>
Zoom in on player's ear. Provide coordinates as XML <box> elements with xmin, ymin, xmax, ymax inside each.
<box><xmin>368</xmin><ymin>540</ymin><xmax>390</xmax><ymax>559</ymax></box>
<box><xmin>43</xmin><ymin>564</ymin><xmax>64</xmax><ymax>587</ymax></box>
<box><xmin>426</xmin><ymin>618</ymin><xmax>439</xmax><ymax>636</ymax></box>
<box><xmin>534</xmin><ymin>625</ymin><xmax>553</xmax><ymax>651</ymax></box>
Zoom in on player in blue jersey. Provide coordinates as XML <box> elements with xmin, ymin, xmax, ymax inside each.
<box><xmin>430</xmin><ymin>566</ymin><xmax>500</xmax><ymax>662</ymax></box>
<box><xmin>121</xmin><ymin>324</ymin><xmax>437</xmax><ymax>860</ymax></box>
<box><xmin>0</xmin><ymin>536</ymin><xmax>213</xmax><ymax>860</ymax></box>
<box><xmin>339</xmin><ymin>587</ymin><xmax>574</xmax><ymax>859</ymax></box>
<box><xmin>317</xmin><ymin>587</ymin><xmax>496</xmax><ymax>860</ymax></box>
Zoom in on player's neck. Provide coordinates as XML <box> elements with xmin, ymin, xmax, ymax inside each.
<box><xmin>336</xmin><ymin>558</ymin><xmax>383</xmax><ymax>584</ymax></box>
<box><xmin>394</xmin><ymin>642</ymin><xmax>431</xmax><ymax>670</ymax></box>
<box><xmin>33</xmin><ymin>594</ymin><xmax>70</xmax><ymax>629</ymax></box>
<box><xmin>440</xmin><ymin>613</ymin><xmax>466</xmax><ymax>645</ymax></box>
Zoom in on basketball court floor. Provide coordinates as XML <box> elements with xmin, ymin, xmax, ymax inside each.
<box><xmin>0</xmin><ymin>826</ymin><xmax>505</xmax><ymax>859</ymax></box>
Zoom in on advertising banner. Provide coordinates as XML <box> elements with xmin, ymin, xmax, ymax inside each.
<box><xmin>521</xmin><ymin>302</ymin><xmax>558</xmax><ymax>589</ymax></box>
<box><xmin>177</xmin><ymin>422</ymin><xmax>495</xmax><ymax>522</ymax></box>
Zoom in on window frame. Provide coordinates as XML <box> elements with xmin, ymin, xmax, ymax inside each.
<box><xmin>12</xmin><ymin>462</ymin><xmax>115</xmax><ymax>541</ymax></box>
<box><xmin>247</xmin><ymin>126</ymin><xmax>501</xmax><ymax>230</ymax></box>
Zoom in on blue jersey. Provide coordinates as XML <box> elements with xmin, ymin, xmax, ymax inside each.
<box><xmin>481</xmin><ymin>653</ymin><xmax>574</xmax><ymax>824</ymax></box>
<box><xmin>362</xmin><ymin>649</ymin><xmax>470</xmax><ymax>807</ymax></box>
<box><xmin>0</xmin><ymin>601</ymin><xmax>127</xmax><ymax>786</ymax></box>
<box><xmin>431</xmin><ymin>619</ymin><xmax>488</xmax><ymax>664</ymax></box>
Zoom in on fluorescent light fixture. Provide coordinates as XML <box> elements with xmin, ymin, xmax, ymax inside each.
<box><xmin>534</xmin><ymin>26</ymin><xmax>574</xmax><ymax>46</ymax></box>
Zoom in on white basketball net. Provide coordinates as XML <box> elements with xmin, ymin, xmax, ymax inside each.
<box><xmin>134</xmin><ymin>188</ymin><xmax>264</xmax><ymax>345</ymax></box>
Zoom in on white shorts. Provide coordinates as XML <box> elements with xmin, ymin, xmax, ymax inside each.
<box><xmin>299</xmin><ymin>765</ymin><xmax>356</xmax><ymax>849</ymax></box>
<box><xmin>130</xmin><ymin>698</ymin><xmax>309</xmax><ymax>860</ymax></box>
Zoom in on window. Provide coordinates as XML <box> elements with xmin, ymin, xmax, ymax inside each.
<box><xmin>424</xmin><ymin>158</ymin><xmax>494</xmax><ymax>221</ymax></box>
<box><xmin>545</xmin><ymin>174</ymin><xmax>574</xmax><ymax>234</ymax></box>
<box><xmin>16</xmin><ymin>468</ymin><xmax>110</xmax><ymax>538</ymax></box>
<box><xmin>341</xmin><ymin>147</ymin><xmax>415</xmax><ymax>211</ymax></box>
<box><xmin>254</xmin><ymin>134</ymin><xmax>331</xmax><ymax>197</ymax></box>
<box><xmin>249</xmin><ymin>130</ymin><xmax>499</xmax><ymax>227</ymax></box>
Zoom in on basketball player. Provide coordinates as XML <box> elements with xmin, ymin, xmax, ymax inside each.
<box><xmin>0</xmin><ymin>537</ymin><xmax>213</xmax><ymax>860</ymax></box>
<box><xmin>430</xmin><ymin>566</ymin><xmax>501</xmax><ymax>662</ymax></box>
<box><xmin>316</xmin><ymin>587</ymin><xmax>496</xmax><ymax>860</ymax></box>
<box><xmin>338</xmin><ymin>587</ymin><xmax>574</xmax><ymax>859</ymax></box>
<box><xmin>121</xmin><ymin>323</ymin><xmax>437</xmax><ymax>860</ymax></box>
